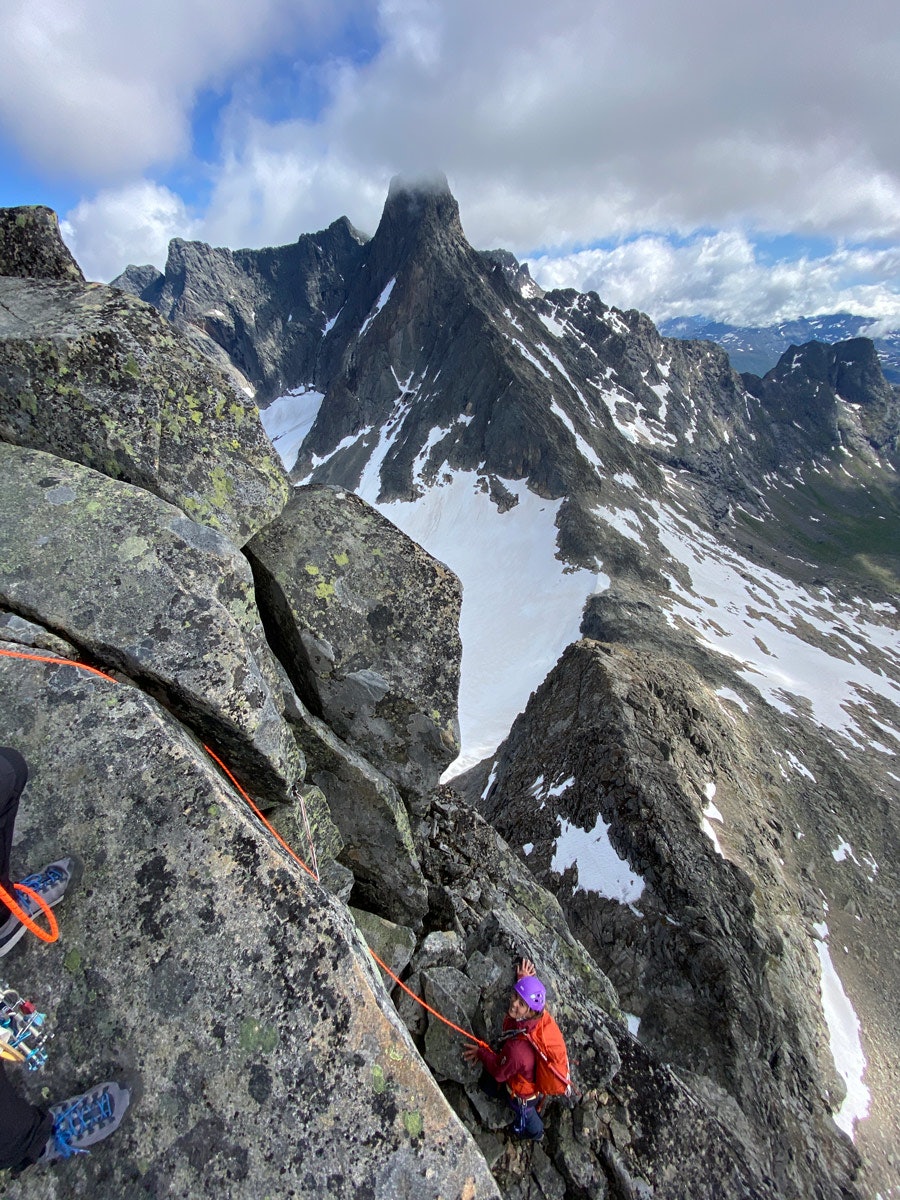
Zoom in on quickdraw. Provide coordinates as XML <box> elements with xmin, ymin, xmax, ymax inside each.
<box><xmin>0</xmin><ymin>985</ymin><xmax>52</xmax><ymax>1070</ymax></box>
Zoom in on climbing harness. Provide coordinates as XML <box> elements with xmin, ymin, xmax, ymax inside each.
<box><xmin>0</xmin><ymin>645</ymin><xmax>489</xmax><ymax>1050</ymax></box>
<box><xmin>0</xmin><ymin>984</ymin><xmax>52</xmax><ymax>1069</ymax></box>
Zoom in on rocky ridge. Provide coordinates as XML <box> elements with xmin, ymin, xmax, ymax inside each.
<box><xmin>0</xmin><ymin>208</ymin><xmax>807</xmax><ymax>1199</ymax></box>
<box><xmin>108</xmin><ymin>178</ymin><xmax>899</xmax><ymax>1197</ymax></box>
<box><xmin>113</xmin><ymin>177</ymin><xmax>899</xmax><ymax>585</ymax></box>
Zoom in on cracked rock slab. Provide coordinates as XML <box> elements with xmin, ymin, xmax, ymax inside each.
<box><xmin>0</xmin><ymin>649</ymin><xmax>498</xmax><ymax>1200</ymax></box>
<box><xmin>0</xmin><ymin>272</ymin><xmax>288</xmax><ymax>546</ymax></box>
<box><xmin>0</xmin><ymin>442</ymin><xmax>301</xmax><ymax>806</ymax></box>
<box><xmin>247</xmin><ymin>484</ymin><xmax>462</xmax><ymax>807</ymax></box>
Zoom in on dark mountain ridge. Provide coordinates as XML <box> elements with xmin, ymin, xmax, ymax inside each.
<box><xmin>660</xmin><ymin>312</ymin><xmax>900</xmax><ymax>383</ymax></box>
<box><xmin>107</xmin><ymin>181</ymin><xmax>900</xmax><ymax>1198</ymax></box>
<box><xmin>114</xmin><ymin>181</ymin><xmax>899</xmax><ymax>590</ymax></box>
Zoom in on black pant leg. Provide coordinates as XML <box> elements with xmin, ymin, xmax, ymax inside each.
<box><xmin>0</xmin><ymin>748</ymin><xmax>28</xmax><ymax>895</ymax></box>
<box><xmin>0</xmin><ymin>1060</ymin><xmax>52</xmax><ymax>1171</ymax></box>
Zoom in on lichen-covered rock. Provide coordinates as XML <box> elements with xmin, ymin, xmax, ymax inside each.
<box><xmin>281</xmin><ymin>683</ymin><xmax>429</xmax><ymax>926</ymax></box>
<box><xmin>247</xmin><ymin>484</ymin><xmax>462</xmax><ymax>806</ymax></box>
<box><xmin>0</xmin><ymin>648</ymin><xmax>499</xmax><ymax>1200</ymax></box>
<box><xmin>422</xmin><ymin>966</ymin><xmax>482</xmax><ymax>1086</ymax></box>
<box><xmin>351</xmin><ymin>908</ymin><xmax>417</xmax><ymax>987</ymax></box>
<box><xmin>0</xmin><ymin>610</ymin><xmax>80</xmax><ymax>659</ymax></box>
<box><xmin>265</xmin><ymin>781</ymin><xmax>351</xmax><ymax>900</ymax></box>
<box><xmin>0</xmin><ymin>443</ymin><xmax>301</xmax><ymax>806</ymax></box>
<box><xmin>0</xmin><ymin>274</ymin><xmax>288</xmax><ymax>546</ymax></box>
<box><xmin>0</xmin><ymin>206</ymin><xmax>84</xmax><ymax>282</ymax></box>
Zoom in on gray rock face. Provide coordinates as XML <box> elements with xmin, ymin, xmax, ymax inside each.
<box><xmin>0</xmin><ymin>442</ymin><xmax>301</xmax><ymax>806</ymax></box>
<box><xmin>0</xmin><ymin>271</ymin><xmax>288</xmax><ymax>546</ymax></box>
<box><xmin>743</xmin><ymin>336</ymin><xmax>900</xmax><ymax>467</ymax></box>
<box><xmin>0</xmin><ymin>205</ymin><xmax>84</xmax><ymax>282</ymax></box>
<box><xmin>247</xmin><ymin>484</ymin><xmax>462</xmax><ymax>806</ymax></box>
<box><xmin>351</xmin><ymin>908</ymin><xmax>417</xmax><ymax>987</ymax></box>
<box><xmin>112</xmin><ymin>216</ymin><xmax>368</xmax><ymax>405</ymax></box>
<box><xmin>396</xmin><ymin>787</ymin><xmax>782</xmax><ymax>1200</ymax></box>
<box><xmin>284</xmin><ymin>689</ymin><xmax>429</xmax><ymax>927</ymax></box>
<box><xmin>0</xmin><ymin>648</ymin><xmax>498</xmax><ymax>1200</ymax></box>
<box><xmin>475</xmin><ymin>638</ymin><xmax>869</xmax><ymax>1200</ymax></box>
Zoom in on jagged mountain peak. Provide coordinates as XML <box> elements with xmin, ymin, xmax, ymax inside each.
<box><xmin>363</xmin><ymin>172</ymin><xmax>467</xmax><ymax>276</ymax></box>
<box><xmin>768</xmin><ymin>336</ymin><xmax>890</xmax><ymax>405</ymax></box>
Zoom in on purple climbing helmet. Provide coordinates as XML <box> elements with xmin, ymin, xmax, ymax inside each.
<box><xmin>513</xmin><ymin>975</ymin><xmax>546</xmax><ymax>1012</ymax></box>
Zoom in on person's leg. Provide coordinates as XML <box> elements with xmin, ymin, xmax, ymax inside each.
<box><xmin>0</xmin><ymin>1060</ymin><xmax>52</xmax><ymax>1173</ymax></box>
<box><xmin>0</xmin><ymin>747</ymin><xmax>28</xmax><ymax>893</ymax></box>
<box><xmin>508</xmin><ymin>1095</ymin><xmax>544</xmax><ymax>1141</ymax></box>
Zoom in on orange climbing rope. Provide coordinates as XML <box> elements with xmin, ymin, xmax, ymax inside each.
<box><xmin>0</xmin><ymin>882</ymin><xmax>59</xmax><ymax>944</ymax></box>
<box><xmin>369</xmin><ymin>949</ymin><xmax>490</xmax><ymax>1049</ymax></box>
<box><xmin>0</xmin><ymin>647</ymin><xmax>117</xmax><ymax>683</ymax></box>
<box><xmin>0</xmin><ymin>645</ymin><xmax>318</xmax><ymax>885</ymax></box>
<box><xmin>201</xmin><ymin>744</ymin><xmax>318</xmax><ymax>883</ymax></box>
<box><xmin>0</xmin><ymin>644</ymin><xmax>489</xmax><ymax>1049</ymax></box>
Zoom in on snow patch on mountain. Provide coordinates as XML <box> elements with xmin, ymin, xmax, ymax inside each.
<box><xmin>359</xmin><ymin>277</ymin><xmax>396</xmax><ymax>338</ymax></box>
<box><xmin>358</xmin><ymin>469</ymin><xmax>608</xmax><ymax>774</ymax></box>
<box><xmin>812</xmin><ymin>920</ymin><xmax>871</xmax><ymax>1139</ymax></box>
<box><xmin>552</xmin><ymin>807</ymin><xmax>646</xmax><ymax>904</ymax></box>
<box><xmin>550</xmin><ymin>399</ymin><xmax>603</xmax><ymax>470</ymax></box>
<box><xmin>650</xmin><ymin>497</ymin><xmax>900</xmax><ymax>751</ymax></box>
<box><xmin>260</xmin><ymin>388</ymin><xmax>325</xmax><ymax>472</ymax></box>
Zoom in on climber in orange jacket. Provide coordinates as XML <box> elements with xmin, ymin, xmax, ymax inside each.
<box><xmin>462</xmin><ymin>957</ymin><xmax>548</xmax><ymax>1141</ymax></box>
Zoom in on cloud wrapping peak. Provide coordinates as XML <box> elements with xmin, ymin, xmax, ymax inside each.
<box><xmin>9</xmin><ymin>0</ymin><xmax>899</xmax><ymax>324</ymax></box>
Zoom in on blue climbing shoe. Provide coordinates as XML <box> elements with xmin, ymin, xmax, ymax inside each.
<box><xmin>40</xmin><ymin>1081</ymin><xmax>131</xmax><ymax>1163</ymax></box>
<box><xmin>0</xmin><ymin>858</ymin><xmax>74</xmax><ymax>958</ymax></box>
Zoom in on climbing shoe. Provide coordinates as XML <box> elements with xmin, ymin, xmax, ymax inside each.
<box><xmin>0</xmin><ymin>858</ymin><xmax>74</xmax><ymax>958</ymax></box>
<box><xmin>39</xmin><ymin>1081</ymin><xmax>131</xmax><ymax>1163</ymax></box>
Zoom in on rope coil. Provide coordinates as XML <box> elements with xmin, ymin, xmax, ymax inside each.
<box><xmin>0</xmin><ymin>883</ymin><xmax>59</xmax><ymax>944</ymax></box>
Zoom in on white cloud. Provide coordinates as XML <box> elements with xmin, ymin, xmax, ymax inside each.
<box><xmin>529</xmin><ymin>234</ymin><xmax>900</xmax><ymax>327</ymax></box>
<box><xmin>61</xmin><ymin>181</ymin><xmax>198</xmax><ymax>281</ymax></box>
<box><xmin>0</xmin><ymin>0</ymin><xmax>365</xmax><ymax>178</ymax></box>
<box><xmin>8</xmin><ymin>0</ymin><xmax>897</xmax><ymax>322</ymax></box>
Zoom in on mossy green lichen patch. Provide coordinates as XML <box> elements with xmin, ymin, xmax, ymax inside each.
<box><xmin>63</xmin><ymin>948</ymin><xmax>83</xmax><ymax>974</ymax></box>
<box><xmin>239</xmin><ymin>1017</ymin><xmax>279</xmax><ymax>1055</ymax></box>
<box><xmin>402</xmin><ymin>1111</ymin><xmax>423</xmax><ymax>1137</ymax></box>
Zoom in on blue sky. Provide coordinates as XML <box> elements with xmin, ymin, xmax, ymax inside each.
<box><xmin>2</xmin><ymin>0</ymin><xmax>899</xmax><ymax>329</ymax></box>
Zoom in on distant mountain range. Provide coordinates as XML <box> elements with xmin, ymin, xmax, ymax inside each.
<box><xmin>111</xmin><ymin>177</ymin><xmax>899</xmax><ymax>1200</ymax></box>
<box><xmin>659</xmin><ymin>313</ymin><xmax>900</xmax><ymax>383</ymax></box>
